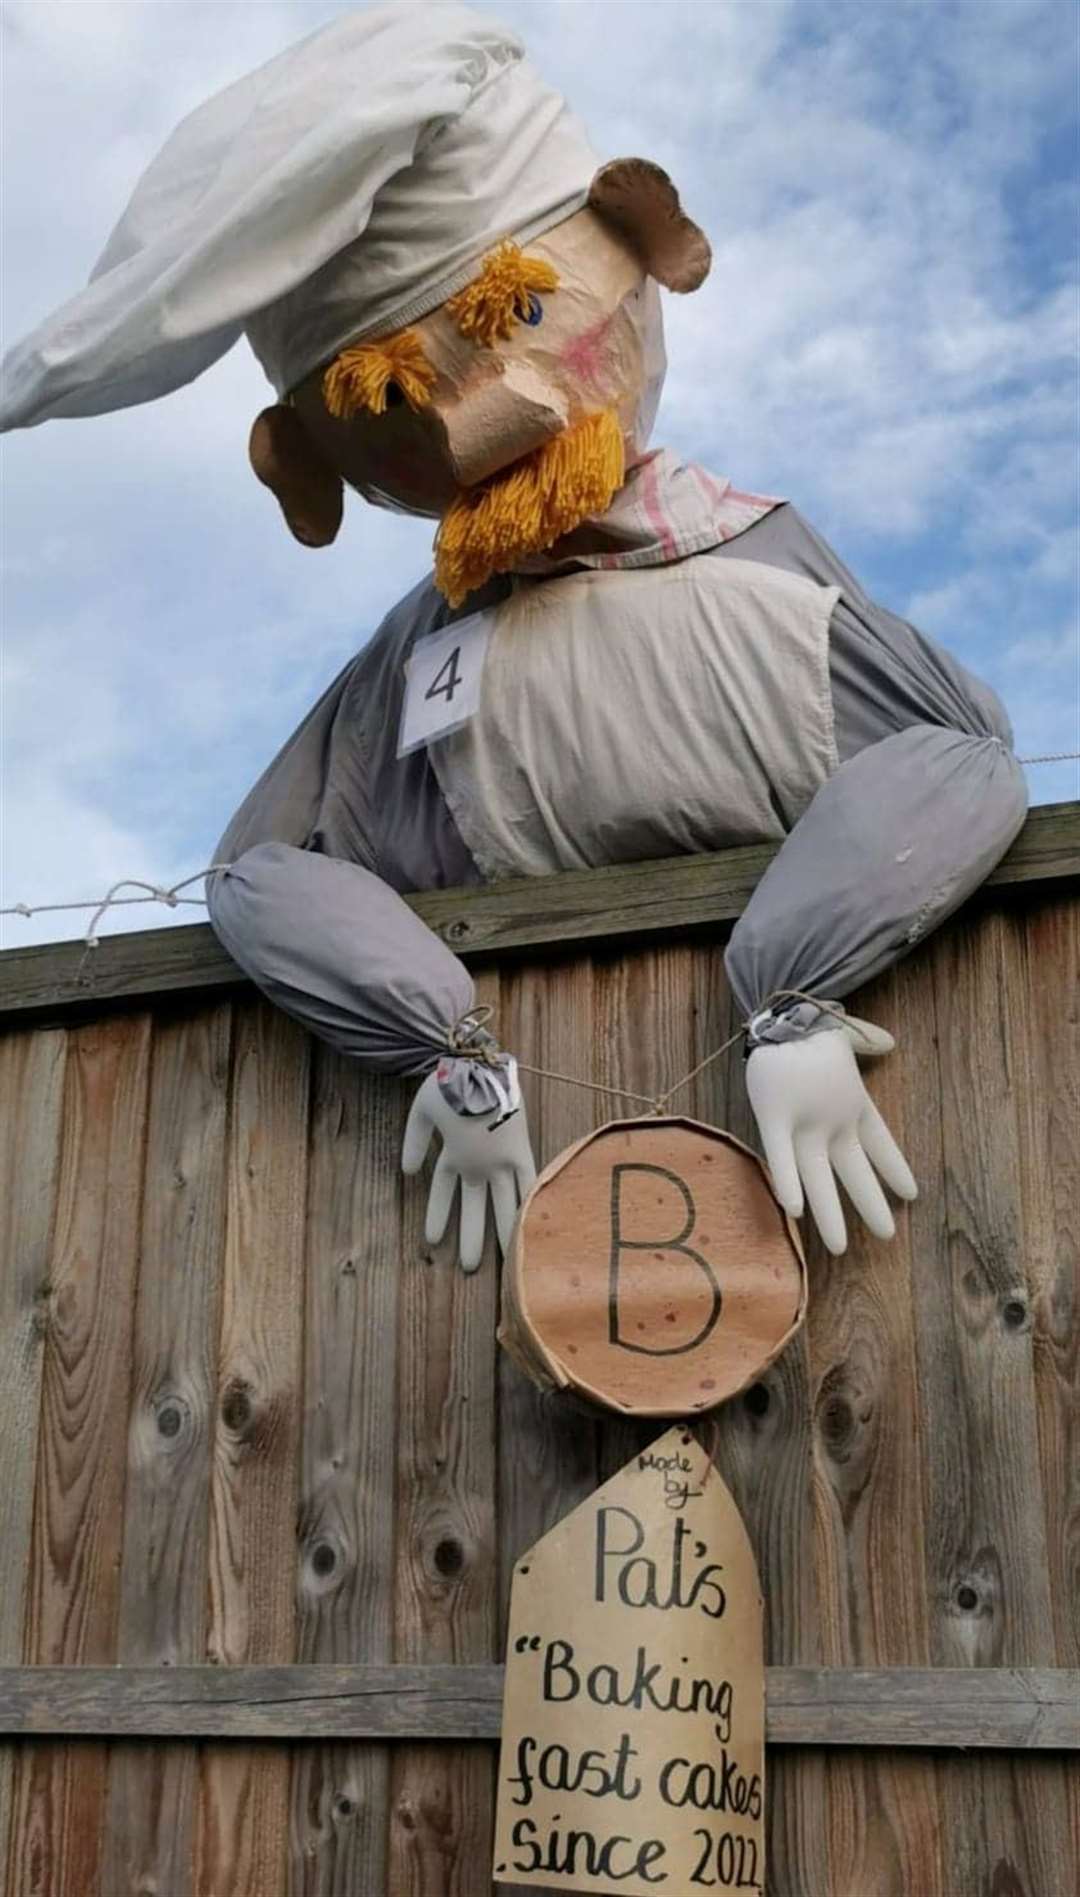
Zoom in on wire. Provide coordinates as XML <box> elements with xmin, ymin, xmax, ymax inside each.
<box><xmin>2</xmin><ymin>748</ymin><xmax>1078</xmax><ymax>946</ymax></box>
<box><xmin>0</xmin><ymin>867</ymin><xmax>231</xmax><ymax>946</ymax></box>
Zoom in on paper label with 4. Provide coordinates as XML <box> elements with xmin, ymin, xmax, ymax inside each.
<box><xmin>397</xmin><ymin>611</ymin><xmax>493</xmax><ymax>756</ymax></box>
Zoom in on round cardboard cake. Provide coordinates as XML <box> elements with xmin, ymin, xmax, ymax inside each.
<box><xmin>499</xmin><ymin>1116</ymin><xmax>806</xmax><ymax>1416</ymax></box>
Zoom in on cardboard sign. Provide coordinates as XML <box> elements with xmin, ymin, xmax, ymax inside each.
<box><xmin>493</xmin><ymin>1427</ymin><xmax>765</xmax><ymax>1895</ymax></box>
<box><xmin>397</xmin><ymin>611</ymin><xmax>493</xmax><ymax>755</ymax></box>
<box><xmin>500</xmin><ymin>1117</ymin><xmax>805</xmax><ymax>1416</ymax></box>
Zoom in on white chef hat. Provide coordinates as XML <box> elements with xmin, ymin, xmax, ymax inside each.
<box><xmin>0</xmin><ymin>4</ymin><xmax>600</xmax><ymax>431</ymax></box>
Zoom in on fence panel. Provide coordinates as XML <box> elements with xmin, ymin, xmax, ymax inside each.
<box><xmin>0</xmin><ymin>816</ymin><xmax>1076</xmax><ymax>1896</ymax></box>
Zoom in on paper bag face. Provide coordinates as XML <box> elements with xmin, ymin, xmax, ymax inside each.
<box><xmin>494</xmin><ymin>1427</ymin><xmax>765</xmax><ymax>1895</ymax></box>
<box><xmin>295</xmin><ymin>208</ymin><xmax>665</xmax><ymax>515</ymax></box>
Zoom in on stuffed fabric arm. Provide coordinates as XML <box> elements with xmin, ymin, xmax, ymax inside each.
<box><xmin>206</xmin><ymin>840</ymin><xmax>528</xmax><ymax>1268</ymax></box>
<box><xmin>726</xmin><ymin>722</ymin><xmax>1027</xmax><ymax>1251</ymax></box>
<box><xmin>725</xmin><ymin>724</ymin><xmax>1027</xmax><ymax>1013</ymax></box>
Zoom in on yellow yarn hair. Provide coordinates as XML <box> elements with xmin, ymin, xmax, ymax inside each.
<box><xmin>445</xmin><ymin>240</ymin><xmax>560</xmax><ymax>346</ymax></box>
<box><xmin>434</xmin><ymin>409</ymin><xmax>626</xmax><ymax>608</ymax></box>
<box><xmin>322</xmin><ymin>329</ymin><xmax>436</xmax><ymax>418</ymax></box>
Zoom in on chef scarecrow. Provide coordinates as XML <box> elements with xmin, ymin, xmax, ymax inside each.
<box><xmin>2</xmin><ymin>6</ymin><xmax>1026</xmax><ymax>1269</ymax></box>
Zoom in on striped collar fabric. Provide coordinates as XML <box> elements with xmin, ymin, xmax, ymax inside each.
<box><xmin>513</xmin><ymin>447</ymin><xmax>782</xmax><ymax>576</ymax></box>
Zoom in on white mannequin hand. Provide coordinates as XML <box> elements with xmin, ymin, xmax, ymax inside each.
<box><xmin>401</xmin><ymin>1071</ymin><xmax>537</xmax><ymax>1273</ymax></box>
<box><xmin>745</xmin><ymin>1018</ymin><xmax>917</xmax><ymax>1254</ymax></box>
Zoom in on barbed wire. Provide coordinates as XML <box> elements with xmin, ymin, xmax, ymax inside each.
<box><xmin>1</xmin><ymin>742</ymin><xmax>1077</xmax><ymax>947</ymax></box>
<box><xmin>0</xmin><ymin>868</ymin><xmax>231</xmax><ymax>946</ymax></box>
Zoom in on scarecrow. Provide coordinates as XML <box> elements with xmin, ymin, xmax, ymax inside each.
<box><xmin>1</xmin><ymin>6</ymin><xmax>1026</xmax><ymax>1268</ymax></box>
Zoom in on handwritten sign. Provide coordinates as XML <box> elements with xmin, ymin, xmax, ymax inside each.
<box><xmin>494</xmin><ymin>1427</ymin><xmax>765</xmax><ymax>1895</ymax></box>
<box><xmin>397</xmin><ymin>610</ymin><xmax>493</xmax><ymax>755</ymax></box>
<box><xmin>500</xmin><ymin>1117</ymin><xmax>805</xmax><ymax>1416</ymax></box>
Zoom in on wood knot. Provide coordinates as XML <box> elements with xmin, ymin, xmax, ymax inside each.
<box><xmin>819</xmin><ymin>1393</ymin><xmax>855</xmax><ymax>1454</ymax></box>
<box><xmin>332</xmin><ymin>1792</ymin><xmax>357</xmax><ymax>1822</ymax></box>
<box><xmin>989</xmin><ymin>1859</ymin><xmax>1026</xmax><ymax>1897</ymax></box>
<box><xmin>30</xmin><ymin>1283</ymin><xmax>52</xmax><ymax>1341</ymax></box>
<box><xmin>218</xmin><ymin>1373</ymin><xmax>289</xmax><ymax>1455</ymax></box>
<box><xmin>301</xmin><ymin>1528</ymin><xmax>349</xmax><ymax>1595</ymax></box>
<box><xmin>1000</xmin><ymin>1295</ymin><xmax>1028</xmax><ymax>1330</ymax></box>
<box><xmin>948</xmin><ymin>1548</ymin><xmax>1002</xmax><ymax>1633</ymax></box>
<box><xmin>443</xmin><ymin>919</ymin><xmax>471</xmax><ymax>944</ymax></box>
<box><xmin>155</xmin><ymin>1397</ymin><xmax>187</xmax><ymax>1441</ymax></box>
<box><xmin>815</xmin><ymin>1362</ymin><xmax>874</xmax><ymax>1472</ymax></box>
<box><xmin>221</xmin><ymin>1383</ymin><xmax>253</xmax><ymax>1434</ymax></box>
<box><xmin>742</xmin><ymin>1382</ymin><xmax>770</xmax><ymax>1418</ymax></box>
<box><xmin>433</xmin><ymin>1536</ymin><xmax>465</xmax><ymax>1578</ymax></box>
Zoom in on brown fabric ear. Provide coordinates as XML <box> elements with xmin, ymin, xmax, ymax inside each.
<box><xmin>587</xmin><ymin>158</ymin><xmax>711</xmax><ymax>293</ymax></box>
<box><xmin>249</xmin><ymin>404</ymin><xmax>344</xmax><ymax>547</ymax></box>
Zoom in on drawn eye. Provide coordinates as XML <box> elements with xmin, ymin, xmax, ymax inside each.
<box><xmin>521</xmin><ymin>294</ymin><xmax>544</xmax><ymax>328</ymax></box>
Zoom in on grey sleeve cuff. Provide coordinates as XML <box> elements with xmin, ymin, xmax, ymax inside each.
<box><xmin>745</xmin><ymin>997</ymin><xmax>845</xmax><ymax>1050</ymax></box>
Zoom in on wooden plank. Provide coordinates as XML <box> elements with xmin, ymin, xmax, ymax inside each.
<box><xmin>195</xmin><ymin>1000</ymin><xmax>310</xmax><ymax>1897</ymax></box>
<box><xmin>1</xmin><ymin>803</ymin><xmax>1076</xmax><ymax>1024</ymax></box>
<box><xmin>590</xmin><ymin>939</ymin><xmax>705</xmax><ymax>1467</ymax></box>
<box><xmin>0</xmin><ymin>1029</ymin><xmax>67</xmax><ymax>1885</ymax></box>
<box><xmin>5</xmin><ymin>1016</ymin><xmax>153</xmax><ymax>1897</ymax></box>
<box><xmin>288</xmin><ymin>1048</ymin><xmax>403</xmax><ymax>1894</ymax></box>
<box><xmin>0</xmin><ymin>1666</ymin><xmax>1075</xmax><ymax>1748</ymax></box>
<box><xmin>907</xmin><ymin>912</ymin><xmax>1076</xmax><ymax>1895</ymax></box>
<box><xmin>497</xmin><ymin>951</ymin><xmax>605</xmax><ymax>1623</ymax></box>
<box><xmin>695</xmin><ymin>947</ymin><xmax>832</xmax><ymax>1897</ymax></box>
<box><xmin>1005</xmin><ymin>897</ymin><xmax>1080</xmax><ymax>1669</ymax></box>
<box><xmin>99</xmin><ymin>1003</ymin><xmax>233</xmax><ymax>1897</ymax></box>
<box><xmin>1000</xmin><ymin>896</ymin><xmax>1080</xmax><ymax>1897</ymax></box>
<box><xmin>496</xmin><ymin>952</ymin><xmax>606</xmax><ymax>1897</ymax></box>
<box><xmin>389</xmin><ymin>967</ymin><xmax>501</xmax><ymax>1895</ymax></box>
<box><xmin>804</xmin><ymin>959</ymin><xmax>946</xmax><ymax>1895</ymax></box>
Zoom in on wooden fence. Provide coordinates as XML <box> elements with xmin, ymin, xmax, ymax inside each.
<box><xmin>1</xmin><ymin>803</ymin><xmax>1077</xmax><ymax>1895</ymax></box>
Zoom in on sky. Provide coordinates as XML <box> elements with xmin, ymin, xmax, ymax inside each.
<box><xmin>1</xmin><ymin>0</ymin><xmax>1078</xmax><ymax>947</ymax></box>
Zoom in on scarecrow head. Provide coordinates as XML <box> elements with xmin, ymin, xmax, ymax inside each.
<box><xmin>0</xmin><ymin>7</ymin><xmax>710</xmax><ymax>605</ymax></box>
<box><xmin>255</xmin><ymin>162</ymin><xmax>709</xmax><ymax>603</ymax></box>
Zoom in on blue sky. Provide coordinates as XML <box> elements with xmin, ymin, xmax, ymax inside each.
<box><xmin>1</xmin><ymin>0</ymin><xmax>1077</xmax><ymax>946</ymax></box>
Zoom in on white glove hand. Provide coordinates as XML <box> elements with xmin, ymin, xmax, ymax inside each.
<box><xmin>745</xmin><ymin>1016</ymin><xmax>917</xmax><ymax>1255</ymax></box>
<box><xmin>401</xmin><ymin>1069</ymin><xmax>537</xmax><ymax>1273</ymax></box>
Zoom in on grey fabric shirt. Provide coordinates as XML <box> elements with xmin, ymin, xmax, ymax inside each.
<box><xmin>212</xmin><ymin>454</ymin><xmax>784</xmax><ymax>888</ymax></box>
<box><xmin>208</xmin><ymin>451</ymin><xmax>1027</xmax><ymax>1080</ymax></box>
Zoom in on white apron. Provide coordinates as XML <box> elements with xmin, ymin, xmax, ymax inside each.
<box><xmin>430</xmin><ymin>551</ymin><xmax>840</xmax><ymax>880</ymax></box>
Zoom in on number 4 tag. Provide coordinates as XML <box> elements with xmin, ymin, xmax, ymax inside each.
<box><xmin>397</xmin><ymin>611</ymin><xmax>494</xmax><ymax>757</ymax></box>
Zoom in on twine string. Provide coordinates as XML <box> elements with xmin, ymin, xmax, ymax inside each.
<box><xmin>1015</xmin><ymin>750</ymin><xmax>1080</xmax><ymax>765</ymax></box>
<box><xmin>445</xmin><ymin>1002</ymin><xmax>506</xmax><ymax>1070</ymax></box>
<box><xmin>1</xmin><ymin>865</ymin><xmax>233</xmax><ymax>947</ymax></box>
<box><xmin>1</xmin><ymin>749</ymin><xmax>1076</xmax><ymax>938</ymax></box>
<box><xmin>502</xmin><ymin>989</ymin><xmax>869</xmax><ymax>1117</ymax></box>
<box><xmin>3</xmin><ymin>740</ymin><xmax>1077</xmax><ymax>944</ymax></box>
<box><xmin>514</xmin><ymin>1063</ymin><xmax>660</xmax><ymax>1112</ymax></box>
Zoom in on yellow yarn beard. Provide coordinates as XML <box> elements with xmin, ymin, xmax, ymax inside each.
<box><xmin>433</xmin><ymin>409</ymin><xmax>626</xmax><ymax>607</ymax></box>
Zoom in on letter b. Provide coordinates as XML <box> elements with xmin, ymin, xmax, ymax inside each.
<box><xmin>609</xmin><ymin>1163</ymin><xmax>721</xmax><ymax>1356</ymax></box>
<box><xmin>543</xmin><ymin>1639</ymin><xmax>581</xmax><ymax>1702</ymax></box>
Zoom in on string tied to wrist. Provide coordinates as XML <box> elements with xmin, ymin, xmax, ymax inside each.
<box><xmin>445</xmin><ymin>1003</ymin><xmax>506</xmax><ymax>1069</ymax></box>
<box><xmin>468</xmin><ymin>987</ymin><xmax>877</xmax><ymax>1119</ymax></box>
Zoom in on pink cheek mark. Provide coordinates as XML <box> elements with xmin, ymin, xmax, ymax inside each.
<box><xmin>558</xmin><ymin>314</ymin><xmax>615</xmax><ymax>394</ymax></box>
